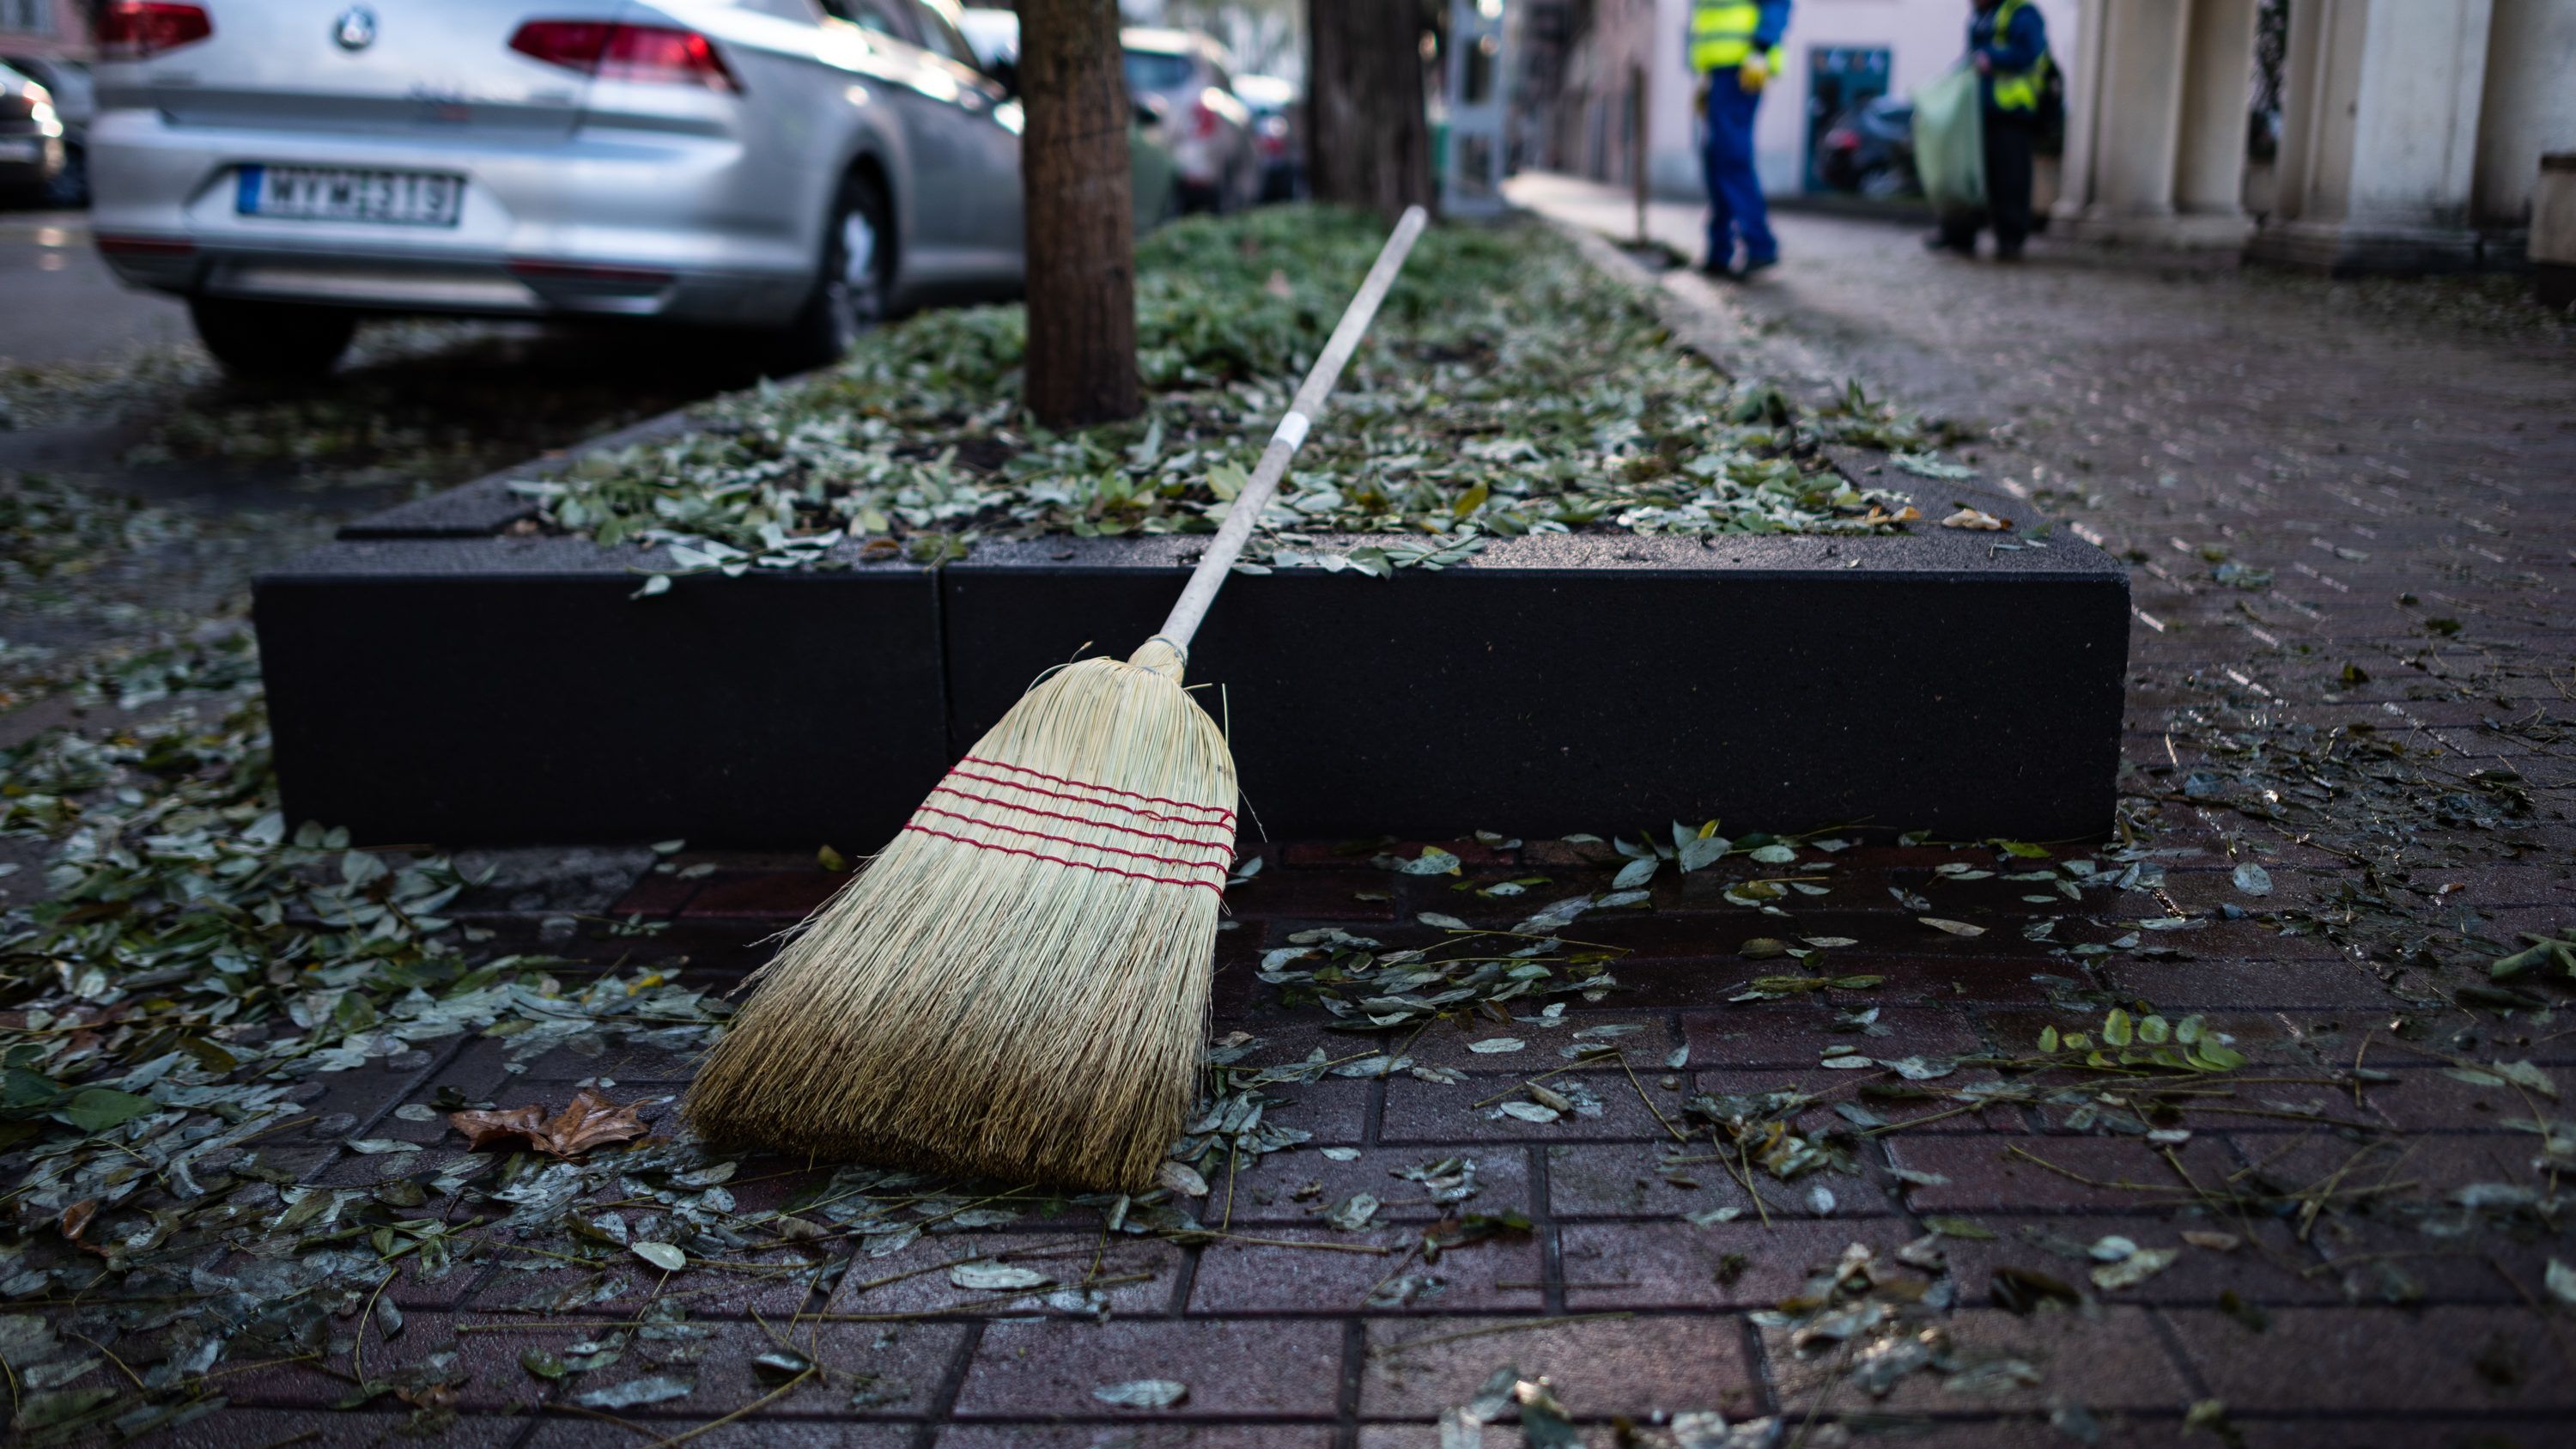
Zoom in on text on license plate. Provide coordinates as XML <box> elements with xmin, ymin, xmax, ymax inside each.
<box><xmin>237</xmin><ymin>166</ymin><xmax>464</xmax><ymax>226</ymax></box>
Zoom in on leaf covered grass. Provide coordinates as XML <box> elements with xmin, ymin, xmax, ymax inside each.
<box><xmin>524</xmin><ymin>206</ymin><xmax>1937</xmax><ymax>573</ymax></box>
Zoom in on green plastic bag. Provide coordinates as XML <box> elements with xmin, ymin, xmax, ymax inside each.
<box><xmin>1911</xmin><ymin>64</ymin><xmax>1984</xmax><ymax>218</ymax></box>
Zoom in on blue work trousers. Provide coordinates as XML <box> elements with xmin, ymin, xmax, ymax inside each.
<box><xmin>1698</xmin><ymin>70</ymin><xmax>1776</xmax><ymax>267</ymax></box>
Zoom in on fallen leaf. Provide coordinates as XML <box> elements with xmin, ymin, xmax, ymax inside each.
<box><xmin>579</xmin><ymin>1374</ymin><xmax>694</xmax><ymax>1409</ymax></box>
<box><xmin>1918</xmin><ymin>916</ymin><xmax>1987</xmax><ymax>937</ymax></box>
<box><xmin>58</xmin><ymin>1199</ymin><xmax>96</xmax><ymax>1242</ymax></box>
<box><xmin>2546</xmin><ymin>1259</ymin><xmax>2576</xmax><ymax>1307</ymax></box>
<box><xmin>450</xmin><ymin>1087</ymin><xmax>650</xmax><ymax>1159</ymax></box>
<box><xmin>632</xmin><ymin>1241</ymin><xmax>686</xmax><ymax>1272</ymax></box>
<box><xmin>1094</xmin><ymin>1379</ymin><xmax>1188</xmax><ymax>1408</ymax></box>
<box><xmin>2181</xmin><ymin>1231</ymin><xmax>2242</xmax><ymax>1252</ymax></box>
<box><xmin>2091</xmin><ymin>1245</ymin><xmax>2179</xmax><ymax>1290</ymax></box>
<box><xmin>1941</xmin><ymin>507</ymin><xmax>2011</xmax><ymax>531</ymax></box>
<box><xmin>1467</xmin><ymin>1038</ymin><xmax>1525</xmax><ymax>1054</ymax></box>
<box><xmin>1157</xmin><ymin>1161</ymin><xmax>1209</xmax><ymax>1197</ymax></box>
<box><xmin>950</xmin><ymin>1262</ymin><xmax>1048</xmax><ymax>1290</ymax></box>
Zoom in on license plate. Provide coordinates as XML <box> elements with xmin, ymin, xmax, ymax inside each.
<box><xmin>236</xmin><ymin>166</ymin><xmax>464</xmax><ymax>226</ymax></box>
<box><xmin>0</xmin><ymin>138</ymin><xmax>39</xmax><ymax>163</ymax></box>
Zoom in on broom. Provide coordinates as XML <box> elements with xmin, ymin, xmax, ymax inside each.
<box><xmin>686</xmin><ymin>205</ymin><xmax>1431</xmax><ymax>1191</ymax></box>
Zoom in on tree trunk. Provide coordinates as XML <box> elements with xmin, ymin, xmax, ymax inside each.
<box><xmin>1018</xmin><ymin>0</ymin><xmax>1140</xmax><ymax>428</ymax></box>
<box><xmin>1307</xmin><ymin>0</ymin><xmax>1435</xmax><ymax>220</ymax></box>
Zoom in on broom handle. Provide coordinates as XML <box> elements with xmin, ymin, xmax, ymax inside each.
<box><xmin>1146</xmin><ymin>204</ymin><xmax>1431</xmax><ymax>655</ymax></box>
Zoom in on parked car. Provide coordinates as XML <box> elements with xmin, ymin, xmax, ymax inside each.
<box><xmin>0</xmin><ymin>52</ymin><xmax>91</xmax><ymax>205</ymax></box>
<box><xmin>87</xmin><ymin>0</ymin><xmax>1026</xmax><ymax>380</ymax></box>
<box><xmin>0</xmin><ymin>60</ymin><xmax>70</xmax><ymax>204</ymax></box>
<box><xmin>1120</xmin><ymin>27</ymin><xmax>1255</xmax><ymax>214</ymax></box>
<box><xmin>1231</xmin><ymin>72</ymin><xmax>1299</xmax><ymax>203</ymax></box>
<box><xmin>1817</xmin><ymin>94</ymin><xmax>1917</xmax><ymax>198</ymax></box>
<box><xmin>954</xmin><ymin>5</ymin><xmax>1182</xmax><ymax>234</ymax></box>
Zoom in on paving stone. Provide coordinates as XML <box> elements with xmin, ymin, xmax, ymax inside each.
<box><xmin>1925</xmin><ymin>1212</ymin><xmax>2340</xmax><ymax>1307</ymax></box>
<box><xmin>1544</xmin><ymin>1142</ymin><xmax>1776</xmax><ymax>1221</ymax></box>
<box><xmin>177</xmin><ymin>1410</ymin><xmax>528</xmax><ymax>1448</ymax></box>
<box><xmin>1762</xmin><ymin>1306</ymin><xmax>2192</xmax><ymax>1416</ymax></box>
<box><xmin>1362</xmin><ymin>1313</ymin><xmax>1762</xmax><ymax>1422</ymax></box>
<box><xmin>1208</xmin><ymin>1143</ymin><xmax>1532</xmax><ymax>1226</ymax></box>
<box><xmin>2166</xmin><ymin>1306</ymin><xmax>2576</xmax><ymax>1413</ymax></box>
<box><xmin>814</xmin><ymin>1229</ymin><xmax>1178</xmax><ymax>1318</ymax></box>
<box><xmin>528</xmin><ymin>1422</ymin><xmax>915</xmax><ymax>1448</ymax></box>
<box><xmin>1188</xmin><ymin>1223</ymin><xmax>1544</xmax><ymax>1313</ymax></box>
<box><xmin>469</xmin><ymin>1242</ymin><xmax>835</xmax><ymax>1320</ymax></box>
<box><xmin>214</xmin><ymin>1312</ymin><xmax>555</xmax><ymax>1414</ymax></box>
<box><xmin>1881</xmin><ymin>1135</ymin><xmax>2243</xmax><ymax>1214</ymax></box>
<box><xmin>1680</xmin><ymin>1004</ymin><xmax>1986</xmax><ymax>1069</ymax></box>
<box><xmin>952</xmin><ymin>1318</ymin><xmax>1344</xmax><ymax>1419</ymax></box>
<box><xmin>1394</xmin><ymin>1014</ymin><xmax>1677</xmax><ymax>1075</ymax></box>
<box><xmin>2099</xmin><ymin>958</ymin><xmax>2403</xmax><ymax>1009</ymax></box>
<box><xmin>944</xmin><ymin>1428</ymin><xmax>1338</xmax><ymax>1448</ymax></box>
<box><xmin>535</xmin><ymin>1318</ymin><xmax>964</xmax><ymax>1419</ymax></box>
<box><xmin>1556</xmin><ymin>1218</ymin><xmax>1913</xmax><ymax>1310</ymax></box>
<box><xmin>1377</xmin><ymin>1071</ymin><xmax>1677</xmax><ymax>1144</ymax></box>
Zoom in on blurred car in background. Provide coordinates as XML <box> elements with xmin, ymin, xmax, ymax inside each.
<box><xmin>1120</xmin><ymin>27</ymin><xmax>1254</xmax><ymax>214</ymax></box>
<box><xmin>0</xmin><ymin>52</ymin><xmax>91</xmax><ymax>205</ymax></box>
<box><xmin>954</xmin><ymin>5</ymin><xmax>1179</xmax><ymax>234</ymax></box>
<box><xmin>1817</xmin><ymin>94</ymin><xmax>1917</xmax><ymax>198</ymax></box>
<box><xmin>1231</xmin><ymin>72</ymin><xmax>1298</xmax><ymax>203</ymax></box>
<box><xmin>0</xmin><ymin>60</ymin><xmax>70</xmax><ymax>205</ymax></box>
<box><xmin>87</xmin><ymin>0</ymin><xmax>1026</xmax><ymax>380</ymax></box>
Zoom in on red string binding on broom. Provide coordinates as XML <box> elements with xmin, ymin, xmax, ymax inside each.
<box><xmin>957</xmin><ymin>756</ymin><xmax>1235</xmax><ymax>824</ymax></box>
<box><xmin>902</xmin><ymin>823</ymin><xmax>1226</xmax><ymax>893</ymax></box>
<box><xmin>926</xmin><ymin>785</ymin><xmax>1235</xmax><ymax>857</ymax></box>
<box><xmin>911</xmin><ymin>804</ymin><xmax>1231</xmax><ymax>875</ymax></box>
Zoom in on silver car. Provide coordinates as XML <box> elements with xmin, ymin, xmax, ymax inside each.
<box><xmin>1120</xmin><ymin>27</ymin><xmax>1255</xmax><ymax>214</ymax></box>
<box><xmin>88</xmin><ymin>0</ymin><xmax>1025</xmax><ymax>378</ymax></box>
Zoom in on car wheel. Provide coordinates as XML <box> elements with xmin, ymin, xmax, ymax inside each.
<box><xmin>188</xmin><ymin>297</ymin><xmax>356</xmax><ymax>381</ymax></box>
<box><xmin>775</xmin><ymin>169</ymin><xmax>892</xmax><ymax>374</ymax></box>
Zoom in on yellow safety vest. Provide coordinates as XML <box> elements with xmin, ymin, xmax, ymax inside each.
<box><xmin>1989</xmin><ymin>0</ymin><xmax>2051</xmax><ymax>113</ymax></box>
<box><xmin>1689</xmin><ymin>1</ymin><xmax>1783</xmax><ymax>75</ymax></box>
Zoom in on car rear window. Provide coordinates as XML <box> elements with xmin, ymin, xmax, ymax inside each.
<box><xmin>1122</xmin><ymin>50</ymin><xmax>1194</xmax><ymax>95</ymax></box>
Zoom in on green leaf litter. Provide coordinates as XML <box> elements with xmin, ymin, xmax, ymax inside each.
<box><xmin>518</xmin><ymin>207</ymin><xmax>1931</xmax><ymax>575</ymax></box>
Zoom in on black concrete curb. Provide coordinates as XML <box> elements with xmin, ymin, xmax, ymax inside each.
<box><xmin>253</xmin><ymin>252</ymin><xmax>2131</xmax><ymax>848</ymax></box>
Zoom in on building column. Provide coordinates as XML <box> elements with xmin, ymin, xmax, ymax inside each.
<box><xmin>2250</xmin><ymin>0</ymin><xmax>2499</xmax><ymax>271</ymax></box>
<box><xmin>2056</xmin><ymin>0</ymin><xmax>2257</xmax><ymax>250</ymax></box>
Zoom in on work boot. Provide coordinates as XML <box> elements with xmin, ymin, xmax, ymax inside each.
<box><xmin>1923</xmin><ymin>232</ymin><xmax>1972</xmax><ymax>256</ymax></box>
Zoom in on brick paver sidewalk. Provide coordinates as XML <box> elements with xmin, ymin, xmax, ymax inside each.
<box><xmin>43</xmin><ymin>190</ymin><xmax>2575</xmax><ymax>1447</ymax></box>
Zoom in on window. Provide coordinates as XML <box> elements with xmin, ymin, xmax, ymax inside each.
<box><xmin>819</xmin><ymin>0</ymin><xmax>912</xmax><ymax>41</ymax></box>
<box><xmin>3</xmin><ymin>0</ymin><xmax>59</xmax><ymax>39</ymax></box>
<box><xmin>1122</xmin><ymin>50</ymin><xmax>1196</xmax><ymax>97</ymax></box>
<box><xmin>908</xmin><ymin>1</ymin><xmax>975</xmax><ymax>68</ymax></box>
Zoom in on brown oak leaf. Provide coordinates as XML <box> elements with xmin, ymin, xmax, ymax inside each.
<box><xmin>448</xmin><ymin>1088</ymin><xmax>648</xmax><ymax>1159</ymax></box>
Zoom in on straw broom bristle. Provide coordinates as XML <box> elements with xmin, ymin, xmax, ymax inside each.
<box><xmin>683</xmin><ymin>637</ymin><xmax>1233</xmax><ymax>1192</ymax></box>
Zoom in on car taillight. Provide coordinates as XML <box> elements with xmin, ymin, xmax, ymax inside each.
<box><xmin>1190</xmin><ymin>97</ymin><xmax>1218</xmax><ymax>139</ymax></box>
<box><xmin>96</xmin><ymin>1</ymin><xmax>213</xmax><ymax>60</ymax></box>
<box><xmin>1826</xmin><ymin>128</ymin><xmax>1860</xmax><ymax>150</ymax></box>
<box><xmin>508</xmin><ymin>21</ymin><xmax>738</xmax><ymax>92</ymax></box>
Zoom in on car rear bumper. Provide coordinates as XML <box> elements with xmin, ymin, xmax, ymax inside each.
<box><xmin>87</xmin><ymin>111</ymin><xmax>815</xmax><ymax>326</ymax></box>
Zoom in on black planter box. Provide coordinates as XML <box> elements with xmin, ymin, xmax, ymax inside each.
<box><xmin>256</xmin><ymin>468</ymin><xmax>2130</xmax><ymax>847</ymax></box>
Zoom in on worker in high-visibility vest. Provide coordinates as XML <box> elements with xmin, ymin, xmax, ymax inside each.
<box><xmin>1685</xmin><ymin>1</ymin><xmax>1790</xmax><ymax>277</ymax></box>
<box><xmin>1929</xmin><ymin>0</ymin><xmax>2052</xmax><ymax>260</ymax></box>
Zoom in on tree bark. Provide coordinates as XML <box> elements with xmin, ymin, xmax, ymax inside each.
<box><xmin>1307</xmin><ymin>0</ymin><xmax>1436</xmax><ymax>221</ymax></box>
<box><xmin>1018</xmin><ymin>0</ymin><xmax>1140</xmax><ymax>428</ymax></box>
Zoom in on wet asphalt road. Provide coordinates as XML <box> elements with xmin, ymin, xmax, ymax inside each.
<box><xmin>0</xmin><ymin>209</ymin><xmax>192</xmax><ymax>368</ymax></box>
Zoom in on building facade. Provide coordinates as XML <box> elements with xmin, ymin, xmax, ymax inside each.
<box><xmin>2055</xmin><ymin>0</ymin><xmax>2576</xmax><ymax>270</ymax></box>
<box><xmin>0</xmin><ymin>0</ymin><xmax>89</xmax><ymax>60</ymax></box>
